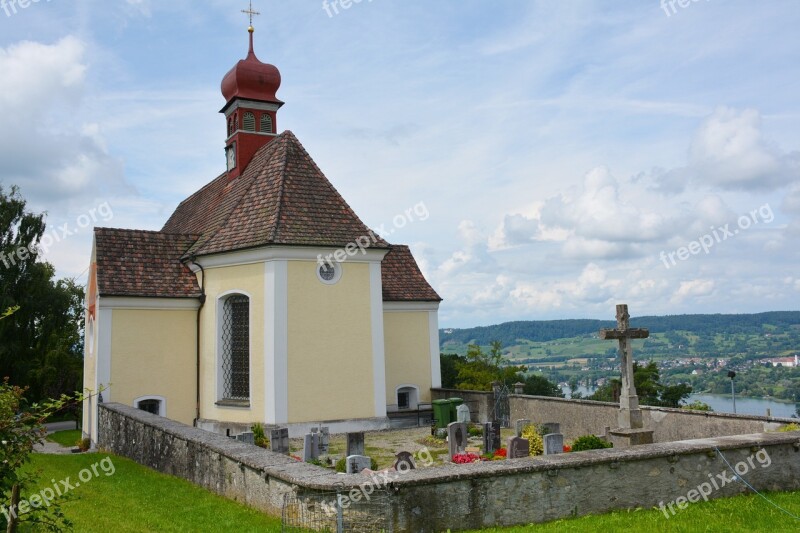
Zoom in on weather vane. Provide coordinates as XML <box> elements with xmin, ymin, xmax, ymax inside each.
<box><xmin>242</xmin><ymin>1</ymin><xmax>260</xmax><ymax>27</ymax></box>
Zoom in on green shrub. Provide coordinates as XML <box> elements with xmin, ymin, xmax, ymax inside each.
<box><xmin>335</xmin><ymin>456</ymin><xmax>379</xmax><ymax>473</ymax></box>
<box><xmin>571</xmin><ymin>435</ymin><xmax>612</xmax><ymax>452</ymax></box>
<box><xmin>251</xmin><ymin>423</ymin><xmax>270</xmax><ymax>448</ymax></box>
<box><xmin>682</xmin><ymin>401</ymin><xmax>713</xmax><ymax>411</ymax></box>
<box><xmin>467</xmin><ymin>424</ymin><xmax>483</xmax><ymax>437</ymax></box>
<box><xmin>520</xmin><ymin>424</ymin><xmax>544</xmax><ymax>456</ymax></box>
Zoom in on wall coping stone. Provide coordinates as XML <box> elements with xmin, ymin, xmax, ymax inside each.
<box><xmin>99</xmin><ymin>403</ymin><xmax>800</xmax><ymax>491</ymax></box>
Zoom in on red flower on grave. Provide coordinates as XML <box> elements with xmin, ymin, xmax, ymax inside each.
<box><xmin>563</xmin><ymin>445</ymin><xmax>572</xmax><ymax>453</ymax></box>
<box><xmin>452</xmin><ymin>453</ymin><xmax>481</xmax><ymax>464</ymax></box>
<box><xmin>494</xmin><ymin>448</ymin><xmax>507</xmax><ymax>458</ymax></box>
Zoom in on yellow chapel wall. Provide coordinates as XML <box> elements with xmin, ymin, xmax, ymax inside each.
<box><xmin>286</xmin><ymin>260</ymin><xmax>376</xmax><ymax>422</ymax></box>
<box><xmin>199</xmin><ymin>263</ymin><xmax>265</xmax><ymax>424</ymax></box>
<box><xmin>108</xmin><ymin>308</ymin><xmax>197</xmax><ymax>426</ymax></box>
<box><xmin>383</xmin><ymin>311</ymin><xmax>433</xmax><ymax>406</ymax></box>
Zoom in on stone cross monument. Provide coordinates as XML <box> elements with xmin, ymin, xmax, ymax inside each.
<box><xmin>599</xmin><ymin>304</ymin><xmax>654</xmax><ymax>447</ymax></box>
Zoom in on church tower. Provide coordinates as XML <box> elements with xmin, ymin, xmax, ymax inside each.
<box><xmin>220</xmin><ymin>24</ymin><xmax>283</xmax><ymax>180</ymax></box>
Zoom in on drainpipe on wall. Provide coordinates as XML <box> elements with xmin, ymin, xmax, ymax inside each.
<box><xmin>187</xmin><ymin>256</ymin><xmax>206</xmax><ymax>427</ymax></box>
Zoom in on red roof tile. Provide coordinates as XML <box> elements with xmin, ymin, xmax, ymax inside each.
<box><xmin>381</xmin><ymin>245</ymin><xmax>441</xmax><ymax>302</ymax></box>
<box><xmin>94</xmin><ymin>228</ymin><xmax>201</xmax><ymax>298</ymax></box>
<box><xmin>163</xmin><ymin>131</ymin><xmax>389</xmax><ymax>256</ymax></box>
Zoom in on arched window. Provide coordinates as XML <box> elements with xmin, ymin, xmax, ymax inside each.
<box><xmin>397</xmin><ymin>386</ymin><xmax>419</xmax><ymax>410</ymax></box>
<box><xmin>221</xmin><ymin>294</ymin><xmax>250</xmax><ymax>400</ymax></box>
<box><xmin>228</xmin><ymin>117</ymin><xmax>234</xmax><ymax>137</ymax></box>
<box><xmin>134</xmin><ymin>396</ymin><xmax>167</xmax><ymax>417</ymax></box>
<box><xmin>260</xmin><ymin>113</ymin><xmax>273</xmax><ymax>133</ymax></box>
<box><xmin>242</xmin><ymin>112</ymin><xmax>256</xmax><ymax>132</ymax></box>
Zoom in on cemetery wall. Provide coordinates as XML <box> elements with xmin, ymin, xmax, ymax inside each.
<box><xmin>510</xmin><ymin>394</ymin><xmax>795</xmax><ymax>441</ymax></box>
<box><xmin>431</xmin><ymin>388</ymin><xmax>493</xmax><ymax>423</ymax></box>
<box><xmin>98</xmin><ymin>403</ymin><xmax>800</xmax><ymax>531</ymax></box>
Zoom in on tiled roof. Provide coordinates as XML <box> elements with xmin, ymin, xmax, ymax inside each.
<box><xmin>381</xmin><ymin>245</ymin><xmax>442</xmax><ymax>302</ymax></box>
<box><xmin>94</xmin><ymin>228</ymin><xmax>201</xmax><ymax>298</ymax></box>
<box><xmin>162</xmin><ymin>131</ymin><xmax>390</xmax><ymax>256</ymax></box>
<box><xmin>94</xmin><ymin>131</ymin><xmax>439</xmax><ymax>303</ymax></box>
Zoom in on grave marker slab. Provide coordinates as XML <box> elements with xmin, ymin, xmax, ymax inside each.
<box><xmin>543</xmin><ymin>433</ymin><xmax>564</xmax><ymax>455</ymax></box>
<box><xmin>235</xmin><ymin>432</ymin><xmax>254</xmax><ymax>445</ymax></box>
<box><xmin>456</xmin><ymin>404</ymin><xmax>471</xmax><ymax>423</ymax></box>
<box><xmin>507</xmin><ymin>437</ymin><xmax>530</xmax><ymax>459</ymax></box>
<box><xmin>346</xmin><ymin>455</ymin><xmax>371</xmax><ymax>474</ymax></box>
<box><xmin>483</xmin><ymin>422</ymin><xmax>501</xmax><ymax>454</ymax></box>
<box><xmin>542</xmin><ymin>422</ymin><xmax>561</xmax><ymax>435</ymax></box>
<box><xmin>515</xmin><ymin>419</ymin><xmax>531</xmax><ymax>437</ymax></box>
<box><xmin>346</xmin><ymin>432</ymin><xmax>365</xmax><ymax>457</ymax></box>
<box><xmin>302</xmin><ymin>433</ymin><xmax>319</xmax><ymax>462</ymax></box>
<box><xmin>269</xmin><ymin>428</ymin><xmax>290</xmax><ymax>454</ymax></box>
<box><xmin>447</xmin><ymin>422</ymin><xmax>468</xmax><ymax>460</ymax></box>
<box><xmin>316</xmin><ymin>426</ymin><xmax>330</xmax><ymax>456</ymax></box>
<box><xmin>393</xmin><ymin>451</ymin><xmax>416</xmax><ymax>472</ymax></box>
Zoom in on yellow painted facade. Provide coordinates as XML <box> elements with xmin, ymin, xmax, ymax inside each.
<box><xmin>383</xmin><ymin>311</ymin><xmax>433</xmax><ymax>406</ymax></box>
<box><xmin>286</xmin><ymin>260</ymin><xmax>376</xmax><ymax>422</ymax></box>
<box><xmin>199</xmin><ymin>262</ymin><xmax>265</xmax><ymax>423</ymax></box>
<box><xmin>109</xmin><ymin>309</ymin><xmax>197</xmax><ymax>425</ymax></box>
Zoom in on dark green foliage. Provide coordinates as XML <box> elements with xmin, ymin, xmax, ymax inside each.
<box><xmin>523</xmin><ymin>374</ymin><xmax>563</xmax><ymax>397</ymax></box>
<box><xmin>0</xmin><ymin>186</ymin><xmax>84</xmax><ymax>403</ymax></box>
<box><xmin>440</xmin><ymin>353</ymin><xmax>464</xmax><ymax>388</ymax></box>
<box><xmin>571</xmin><ymin>435</ymin><xmax>612</xmax><ymax>452</ymax></box>
<box><xmin>589</xmin><ymin>361</ymin><xmax>692</xmax><ymax>407</ymax></box>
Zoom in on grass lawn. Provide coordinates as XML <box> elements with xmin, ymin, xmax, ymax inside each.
<box><xmin>46</xmin><ymin>429</ymin><xmax>82</xmax><ymax>448</ymax></box>
<box><xmin>466</xmin><ymin>490</ymin><xmax>800</xmax><ymax>532</ymax></box>
<box><xmin>19</xmin><ymin>453</ymin><xmax>800</xmax><ymax>532</ymax></box>
<box><xmin>23</xmin><ymin>453</ymin><xmax>282</xmax><ymax>532</ymax></box>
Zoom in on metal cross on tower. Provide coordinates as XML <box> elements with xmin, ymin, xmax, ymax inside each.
<box><xmin>242</xmin><ymin>1</ymin><xmax>260</xmax><ymax>27</ymax></box>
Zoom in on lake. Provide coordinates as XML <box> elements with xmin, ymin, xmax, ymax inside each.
<box><xmin>560</xmin><ymin>385</ymin><xmax>797</xmax><ymax>418</ymax></box>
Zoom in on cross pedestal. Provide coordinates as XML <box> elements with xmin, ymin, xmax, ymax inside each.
<box><xmin>600</xmin><ymin>304</ymin><xmax>654</xmax><ymax>448</ymax></box>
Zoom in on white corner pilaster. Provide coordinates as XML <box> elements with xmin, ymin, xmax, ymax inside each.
<box><xmin>265</xmin><ymin>260</ymin><xmax>289</xmax><ymax>424</ymax></box>
<box><xmin>429</xmin><ymin>310</ymin><xmax>442</xmax><ymax>388</ymax></box>
<box><xmin>369</xmin><ymin>262</ymin><xmax>387</xmax><ymax>417</ymax></box>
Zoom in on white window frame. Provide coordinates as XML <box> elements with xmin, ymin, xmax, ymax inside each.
<box><xmin>134</xmin><ymin>395</ymin><xmax>167</xmax><ymax>417</ymax></box>
<box><xmin>395</xmin><ymin>384</ymin><xmax>419</xmax><ymax>410</ymax></box>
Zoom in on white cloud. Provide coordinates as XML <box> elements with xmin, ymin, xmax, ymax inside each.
<box><xmin>0</xmin><ymin>37</ymin><xmax>129</xmax><ymax>205</ymax></box>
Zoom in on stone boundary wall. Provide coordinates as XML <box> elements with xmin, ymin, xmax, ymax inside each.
<box><xmin>431</xmin><ymin>388</ymin><xmax>493</xmax><ymax>423</ymax></box>
<box><xmin>98</xmin><ymin>403</ymin><xmax>800</xmax><ymax>532</ymax></box>
<box><xmin>509</xmin><ymin>394</ymin><xmax>796</xmax><ymax>442</ymax></box>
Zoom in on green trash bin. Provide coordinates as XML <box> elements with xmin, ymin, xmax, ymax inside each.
<box><xmin>432</xmin><ymin>399</ymin><xmax>451</xmax><ymax>428</ymax></box>
<box><xmin>448</xmin><ymin>397</ymin><xmax>464</xmax><ymax>423</ymax></box>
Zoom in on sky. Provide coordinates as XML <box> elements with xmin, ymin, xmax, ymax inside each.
<box><xmin>1</xmin><ymin>0</ymin><xmax>799</xmax><ymax>328</ymax></box>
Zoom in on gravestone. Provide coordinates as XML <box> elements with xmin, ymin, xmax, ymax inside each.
<box><xmin>346</xmin><ymin>455</ymin><xmax>371</xmax><ymax>474</ymax></box>
<box><xmin>316</xmin><ymin>426</ymin><xmax>330</xmax><ymax>456</ymax></box>
<box><xmin>507</xmin><ymin>436</ymin><xmax>530</xmax><ymax>459</ymax></box>
<box><xmin>447</xmin><ymin>422</ymin><xmax>468</xmax><ymax>460</ymax></box>
<box><xmin>600</xmin><ymin>304</ymin><xmax>655</xmax><ymax>448</ymax></box>
<box><xmin>393</xmin><ymin>451</ymin><xmax>416</xmax><ymax>472</ymax></box>
<box><xmin>542</xmin><ymin>422</ymin><xmax>560</xmax><ymax>435</ymax></box>
<box><xmin>235</xmin><ymin>432</ymin><xmax>254</xmax><ymax>445</ymax></box>
<box><xmin>543</xmin><ymin>433</ymin><xmax>564</xmax><ymax>455</ymax></box>
<box><xmin>456</xmin><ymin>403</ymin><xmax>471</xmax><ymax>423</ymax></box>
<box><xmin>483</xmin><ymin>422</ymin><xmax>501</xmax><ymax>454</ymax></box>
<box><xmin>515</xmin><ymin>419</ymin><xmax>531</xmax><ymax>437</ymax></box>
<box><xmin>269</xmin><ymin>427</ymin><xmax>290</xmax><ymax>454</ymax></box>
<box><xmin>302</xmin><ymin>433</ymin><xmax>319</xmax><ymax>462</ymax></box>
<box><xmin>346</xmin><ymin>432</ymin><xmax>365</xmax><ymax>457</ymax></box>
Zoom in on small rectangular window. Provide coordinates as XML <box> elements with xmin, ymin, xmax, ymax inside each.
<box><xmin>398</xmin><ymin>392</ymin><xmax>410</xmax><ymax>410</ymax></box>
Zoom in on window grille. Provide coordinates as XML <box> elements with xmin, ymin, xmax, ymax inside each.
<box><xmin>222</xmin><ymin>295</ymin><xmax>250</xmax><ymax>400</ymax></box>
<box><xmin>260</xmin><ymin>113</ymin><xmax>273</xmax><ymax>133</ymax></box>
<box><xmin>243</xmin><ymin>112</ymin><xmax>256</xmax><ymax>132</ymax></box>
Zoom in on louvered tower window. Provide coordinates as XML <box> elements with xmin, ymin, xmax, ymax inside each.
<box><xmin>242</xmin><ymin>112</ymin><xmax>256</xmax><ymax>132</ymax></box>
<box><xmin>260</xmin><ymin>113</ymin><xmax>273</xmax><ymax>133</ymax></box>
<box><xmin>221</xmin><ymin>295</ymin><xmax>250</xmax><ymax>400</ymax></box>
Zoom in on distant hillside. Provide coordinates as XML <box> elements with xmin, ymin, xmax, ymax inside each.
<box><xmin>440</xmin><ymin>311</ymin><xmax>800</xmax><ymax>349</ymax></box>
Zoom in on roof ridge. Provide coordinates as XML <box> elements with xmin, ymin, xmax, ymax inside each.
<box><xmin>268</xmin><ymin>134</ymin><xmax>291</xmax><ymax>243</ymax></box>
<box><xmin>95</xmin><ymin>227</ymin><xmax>199</xmax><ymax>238</ymax></box>
<box><xmin>187</xmin><ymin>133</ymin><xmax>287</xmax><ymax>256</ymax></box>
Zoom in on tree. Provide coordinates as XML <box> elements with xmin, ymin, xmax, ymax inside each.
<box><xmin>453</xmin><ymin>342</ymin><xmax>525</xmax><ymax>391</ymax></box>
<box><xmin>1</xmin><ymin>380</ymin><xmax>80</xmax><ymax>532</ymax></box>
<box><xmin>439</xmin><ymin>353</ymin><xmax>465</xmax><ymax>389</ymax></box>
<box><xmin>0</xmin><ymin>186</ymin><xmax>84</xmax><ymax>402</ymax></box>
<box><xmin>522</xmin><ymin>374</ymin><xmax>563</xmax><ymax>397</ymax></box>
